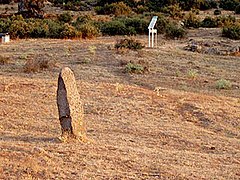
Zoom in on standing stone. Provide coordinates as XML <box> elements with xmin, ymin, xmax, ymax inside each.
<box><xmin>57</xmin><ymin>67</ymin><xmax>86</xmax><ymax>141</ymax></box>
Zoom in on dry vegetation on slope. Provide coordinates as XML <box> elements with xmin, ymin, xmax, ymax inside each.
<box><xmin>0</xmin><ymin>30</ymin><xmax>240</xmax><ymax>179</ymax></box>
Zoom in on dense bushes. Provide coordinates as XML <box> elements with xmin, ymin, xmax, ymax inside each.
<box><xmin>155</xmin><ymin>15</ymin><xmax>170</xmax><ymax>33</ymax></box>
<box><xmin>61</xmin><ymin>23</ymin><xmax>81</xmax><ymax>39</ymax></box>
<box><xmin>179</xmin><ymin>0</ymin><xmax>217</xmax><ymax>11</ymax></box>
<box><xmin>219</xmin><ymin>0</ymin><xmax>240</xmax><ymax>11</ymax></box>
<box><xmin>9</xmin><ymin>16</ymin><xmax>33</xmax><ymax>38</ymax></box>
<box><xmin>100</xmin><ymin>20</ymin><xmax>129</xmax><ymax>35</ymax></box>
<box><xmin>201</xmin><ymin>16</ymin><xmax>218</xmax><ymax>28</ymax></box>
<box><xmin>0</xmin><ymin>15</ymin><xmax>97</xmax><ymax>39</ymax></box>
<box><xmin>0</xmin><ymin>0</ymin><xmax>11</xmax><ymax>4</ymax></box>
<box><xmin>222</xmin><ymin>23</ymin><xmax>240</xmax><ymax>40</ymax></box>
<box><xmin>46</xmin><ymin>20</ymin><xmax>64</xmax><ymax>38</ymax></box>
<box><xmin>0</xmin><ymin>14</ymin><xmax>150</xmax><ymax>38</ymax></box>
<box><xmin>183</xmin><ymin>12</ymin><xmax>201</xmax><ymax>28</ymax></box>
<box><xmin>95</xmin><ymin>2</ymin><xmax>132</xmax><ymax>16</ymax></box>
<box><xmin>200</xmin><ymin>15</ymin><xmax>236</xmax><ymax>28</ymax></box>
<box><xmin>99</xmin><ymin>17</ymin><xmax>148</xmax><ymax>36</ymax></box>
<box><xmin>76</xmin><ymin>23</ymin><xmax>99</xmax><ymax>39</ymax></box>
<box><xmin>2</xmin><ymin>2</ymin><xmax>240</xmax><ymax>41</ymax></box>
<box><xmin>165</xmin><ymin>23</ymin><xmax>186</xmax><ymax>39</ymax></box>
<box><xmin>116</xmin><ymin>17</ymin><xmax>148</xmax><ymax>34</ymax></box>
<box><xmin>51</xmin><ymin>0</ymin><xmax>92</xmax><ymax>11</ymax></box>
<box><xmin>95</xmin><ymin>0</ymin><xmax>219</xmax><ymax>14</ymax></box>
<box><xmin>235</xmin><ymin>4</ymin><xmax>240</xmax><ymax>14</ymax></box>
<box><xmin>0</xmin><ymin>18</ymin><xmax>11</xmax><ymax>33</ymax></box>
<box><xmin>162</xmin><ymin>4</ymin><xmax>183</xmax><ymax>19</ymax></box>
<box><xmin>198</xmin><ymin>0</ymin><xmax>218</xmax><ymax>10</ymax></box>
<box><xmin>58</xmin><ymin>12</ymin><xmax>73</xmax><ymax>23</ymax></box>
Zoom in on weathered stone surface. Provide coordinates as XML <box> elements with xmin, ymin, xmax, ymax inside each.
<box><xmin>184</xmin><ymin>40</ymin><xmax>240</xmax><ymax>56</ymax></box>
<box><xmin>57</xmin><ymin>67</ymin><xmax>85</xmax><ymax>140</ymax></box>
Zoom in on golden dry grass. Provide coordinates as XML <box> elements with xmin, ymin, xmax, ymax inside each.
<box><xmin>0</xmin><ymin>31</ymin><xmax>240</xmax><ymax>179</ymax></box>
<box><xmin>0</xmin><ymin>76</ymin><xmax>239</xmax><ymax>179</ymax></box>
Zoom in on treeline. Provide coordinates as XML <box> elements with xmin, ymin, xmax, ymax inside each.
<box><xmin>1</xmin><ymin>0</ymin><xmax>240</xmax><ymax>12</ymax></box>
<box><xmin>1</xmin><ymin>12</ymin><xmax>239</xmax><ymax>40</ymax></box>
<box><xmin>94</xmin><ymin>0</ymin><xmax>240</xmax><ymax>15</ymax></box>
<box><xmin>0</xmin><ymin>0</ymin><xmax>240</xmax><ymax>40</ymax></box>
<box><xmin>47</xmin><ymin>0</ymin><xmax>240</xmax><ymax>13</ymax></box>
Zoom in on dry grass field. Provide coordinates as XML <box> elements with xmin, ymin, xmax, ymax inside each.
<box><xmin>0</xmin><ymin>29</ymin><xmax>240</xmax><ymax>179</ymax></box>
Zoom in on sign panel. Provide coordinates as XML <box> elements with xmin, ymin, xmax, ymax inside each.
<box><xmin>148</xmin><ymin>16</ymin><xmax>158</xmax><ymax>29</ymax></box>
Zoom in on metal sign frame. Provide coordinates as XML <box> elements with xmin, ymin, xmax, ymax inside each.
<box><xmin>148</xmin><ymin>16</ymin><xmax>158</xmax><ymax>48</ymax></box>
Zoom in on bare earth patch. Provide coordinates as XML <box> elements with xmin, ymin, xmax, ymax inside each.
<box><xmin>0</xmin><ymin>30</ymin><xmax>239</xmax><ymax>179</ymax></box>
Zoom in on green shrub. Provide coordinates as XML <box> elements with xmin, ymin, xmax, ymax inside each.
<box><xmin>46</xmin><ymin>20</ymin><xmax>64</xmax><ymax>38</ymax></box>
<box><xmin>165</xmin><ymin>23</ymin><xmax>186</xmax><ymax>39</ymax></box>
<box><xmin>179</xmin><ymin>0</ymin><xmax>200</xmax><ymax>11</ymax></box>
<box><xmin>58</xmin><ymin>12</ymin><xmax>73</xmax><ymax>23</ymax></box>
<box><xmin>220</xmin><ymin>0</ymin><xmax>240</xmax><ymax>11</ymax></box>
<box><xmin>201</xmin><ymin>16</ymin><xmax>218</xmax><ymax>28</ymax></box>
<box><xmin>61</xmin><ymin>1</ymin><xmax>89</xmax><ymax>11</ymax></box>
<box><xmin>183</xmin><ymin>12</ymin><xmax>201</xmax><ymax>28</ymax></box>
<box><xmin>125</xmin><ymin>62</ymin><xmax>144</xmax><ymax>74</ymax></box>
<box><xmin>142</xmin><ymin>0</ymin><xmax>216</xmax><ymax>12</ymax></box>
<box><xmin>9</xmin><ymin>18</ymin><xmax>33</xmax><ymax>38</ymax></box>
<box><xmin>0</xmin><ymin>14</ymin><xmax>93</xmax><ymax>39</ymax></box>
<box><xmin>162</xmin><ymin>4</ymin><xmax>183</xmax><ymax>19</ymax></box>
<box><xmin>217</xmin><ymin>15</ymin><xmax>236</xmax><ymax>27</ymax></box>
<box><xmin>0</xmin><ymin>0</ymin><xmax>11</xmax><ymax>4</ymax></box>
<box><xmin>216</xmin><ymin>79</ymin><xmax>232</xmax><ymax>89</ymax></box>
<box><xmin>100</xmin><ymin>20</ymin><xmax>128</xmax><ymax>35</ymax></box>
<box><xmin>134</xmin><ymin>5</ymin><xmax>148</xmax><ymax>14</ymax></box>
<box><xmin>0</xmin><ymin>18</ymin><xmax>11</xmax><ymax>33</ymax></box>
<box><xmin>199</xmin><ymin>0</ymin><xmax>218</xmax><ymax>10</ymax></box>
<box><xmin>145</xmin><ymin>0</ymin><xmax>172</xmax><ymax>12</ymax></box>
<box><xmin>64</xmin><ymin>2</ymin><xmax>77</xmax><ymax>11</ymax></box>
<box><xmin>214</xmin><ymin>9</ymin><xmax>222</xmax><ymax>15</ymax></box>
<box><xmin>222</xmin><ymin>23</ymin><xmax>240</xmax><ymax>40</ymax></box>
<box><xmin>190</xmin><ymin>8</ymin><xmax>200</xmax><ymax>15</ymax></box>
<box><xmin>155</xmin><ymin>15</ymin><xmax>171</xmax><ymax>33</ymax></box>
<box><xmin>94</xmin><ymin>6</ymin><xmax>104</xmax><ymax>14</ymax></box>
<box><xmin>77</xmin><ymin>23</ymin><xmax>99</xmax><ymax>39</ymax></box>
<box><xmin>61</xmin><ymin>23</ymin><xmax>81</xmax><ymax>39</ymax></box>
<box><xmin>29</xmin><ymin>20</ymin><xmax>49</xmax><ymax>38</ymax></box>
<box><xmin>115</xmin><ymin>38</ymin><xmax>144</xmax><ymax>50</ymax></box>
<box><xmin>95</xmin><ymin>2</ymin><xmax>132</xmax><ymax>16</ymax></box>
<box><xmin>235</xmin><ymin>4</ymin><xmax>240</xmax><ymax>14</ymax></box>
<box><xmin>111</xmin><ymin>2</ymin><xmax>132</xmax><ymax>16</ymax></box>
<box><xmin>75</xmin><ymin>15</ymin><xmax>92</xmax><ymax>24</ymax></box>
<box><xmin>115</xmin><ymin>17</ymin><xmax>148</xmax><ymax>35</ymax></box>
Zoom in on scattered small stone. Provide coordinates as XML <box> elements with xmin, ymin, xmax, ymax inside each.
<box><xmin>184</xmin><ymin>40</ymin><xmax>240</xmax><ymax>56</ymax></box>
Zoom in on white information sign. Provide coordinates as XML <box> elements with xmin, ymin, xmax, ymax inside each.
<box><xmin>148</xmin><ymin>16</ymin><xmax>158</xmax><ymax>29</ymax></box>
<box><xmin>148</xmin><ymin>16</ymin><xmax>158</xmax><ymax>48</ymax></box>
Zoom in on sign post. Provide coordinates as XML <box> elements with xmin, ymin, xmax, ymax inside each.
<box><xmin>148</xmin><ymin>16</ymin><xmax>158</xmax><ymax>48</ymax></box>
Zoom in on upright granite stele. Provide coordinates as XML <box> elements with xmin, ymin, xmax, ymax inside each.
<box><xmin>57</xmin><ymin>67</ymin><xmax>86</xmax><ymax>141</ymax></box>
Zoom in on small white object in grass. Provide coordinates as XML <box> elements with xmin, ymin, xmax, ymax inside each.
<box><xmin>1</xmin><ymin>33</ymin><xmax>10</xmax><ymax>43</ymax></box>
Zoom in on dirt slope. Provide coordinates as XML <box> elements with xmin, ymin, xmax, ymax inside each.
<box><xmin>0</xmin><ymin>33</ymin><xmax>240</xmax><ymax>179</ymax></box>
<box><xmin>0</xmin><ymin>75</ymin><xmax>239</xmax><ymax>179</ymax></box>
